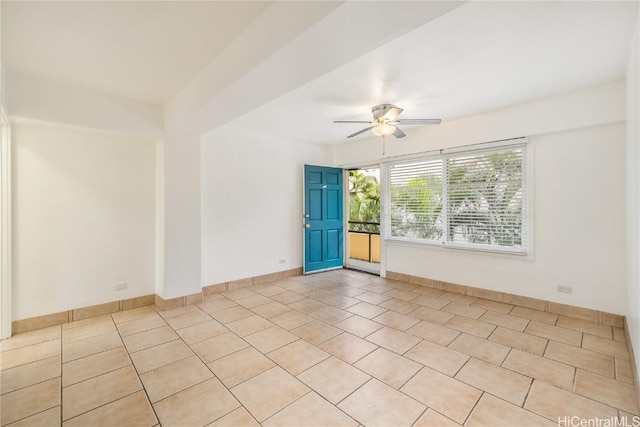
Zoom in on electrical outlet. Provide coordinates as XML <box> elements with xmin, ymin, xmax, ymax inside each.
<box><xmin>278</xmin><ymin>259</ymin><xmax>286</xmax><ymax>265</ymax></box>
<box><xmin>557</xmin><ymin>285</ymin><xmax>572</xmax><ymax>294</ymax></box>
<box><xmin>114</xmin><ymin>282</ymin><xmax>127</xmax><ymax>291</ymax></box>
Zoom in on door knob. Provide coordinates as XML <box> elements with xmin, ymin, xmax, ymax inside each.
<box><xmin>304</xmin><ymin>214</ymin><xmax>310</xmax><ymax>218</ymax></box>
<box><xmin>305</xmin><ymin>224</ymin><xmax>311</xmax><ymax>229</ymax></box>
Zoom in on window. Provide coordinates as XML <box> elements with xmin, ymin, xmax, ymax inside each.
<box><xmin>384</xmin><ymin>138</ymin><xmax>528</xmax><ymax>254</ymax></box>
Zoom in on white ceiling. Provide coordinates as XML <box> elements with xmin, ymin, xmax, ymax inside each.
<box><xmin>2</xmin><ymin>1</ymin><xmax>638</xmax><ymax>144</ymax></box>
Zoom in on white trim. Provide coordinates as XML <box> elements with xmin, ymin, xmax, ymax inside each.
<box><xmin>0</xmin><ymin>108</ymin><xmax>11</xmax><ymax>338</ymax></box>
<box><xmin>347</xmin><ymin>259</ymin><xmax>380</xmax><ymax>275</ymax></box>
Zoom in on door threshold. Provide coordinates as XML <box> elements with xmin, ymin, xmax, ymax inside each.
<box><xmin>304</xmin><ymin>266</ymin><xmax>343</xmax><ymax>275</ymax></box>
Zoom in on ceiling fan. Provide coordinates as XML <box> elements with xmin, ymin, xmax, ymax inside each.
<box><xmin>334</xmin><ymin>104</ymin><xmax>441</xmax><ymax>139</ymax></box>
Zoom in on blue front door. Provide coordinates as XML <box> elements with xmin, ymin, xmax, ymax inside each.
<box><xmin>304</xmin><ymin>165</ymin><xmax>343</xmax><ymax>273</ymax></box>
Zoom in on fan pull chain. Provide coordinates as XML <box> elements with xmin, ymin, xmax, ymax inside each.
<box><xmin>382</xmin><ymin>135</ymin><xmax>386</xmax><ymax>155</ymax></box>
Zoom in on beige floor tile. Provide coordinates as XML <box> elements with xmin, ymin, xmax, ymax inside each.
<box><xmin>222</xmin><ymin>288</ymin><xmax>257</xmax><ymax>300</ymax></box>
<box><xmin>574</xmin><ymin>369</ymin><xmax>639</xmax><ymax>414</ymax></box>
<box><xmin>64</xmin><ymin>314</ymin><xmax>113</xmax><ymax>330</ymax></box>
<box><xmin>372</xmin><ymin>311</ymin><xmax>420</xmax><ymax>331</ymax></box>
<box><xmin>401</xmin><ymin>367</ymin><xmax>480</xmax><ymax>424</ymax></box>
<box><xmin>0</xmin><ymin>339</ymin><xmax>61</xmax><ymax>371</ymax></box>
<box><xmin>449</xmin><ymin>333</ymin><xmax>510</xmax><ymax>365</ymax></box>
<box><xmin>616</xmin><ymin>358</ymin><xmax>635</xmax><ymax>384</ymax></box>
<box><xmin>198</xmin><ymin>297</ymin><xmax>238</xmax><ymax>314</ymax></box>
<box><xmin>297</xmin><ymin>356</ymin><xmax>370</xmax><ymax>404</ymax></box>
<box><xmin>412</xmin><ymin>287</ymin><xmax>446</xmax><ymax>298</ymax></box>
<box><xmin>339</xmin><ymin>378</ymin><xmax>425</xmax><ymax>427</ymax></box>
<box><xmin>236</xmin><ymin>294</ymin><xmax>274</xmax><ymax>309</ymax></box>
<box><xmin>252</xmin><ymin>301</ymin><xmax>292</xmax><ymax>319</ymax></box>
<box><xmin>270</xmin><ymin>310</ymin><xmax>314</xmax><ymax>330</ymax></box>
<box><xmin>207</xmin><ymin>407</ymin><xmax>260</xmax><ymax>427</ymax></box>
<box><xmin>62</xmin><ymin>320</ymin><xmax>116</xmax><ymax>344</ymax></box>
<box><xmin>406</xmin><ymin>321</ymin><xmax>460</xmax><ymax>346</ymax></box>
<box><xmin>438</xmin><ymin>293</ymin><xmax>477</xmax><ymax>305</ymax></box>
<box><xmin>379</xmin><ymin>298</ymin><xmax>420</xmax><ymax>314</ymax></box>
<box><xmin>405</xmin><ymin>340</ymin><xmax>469</xmax><ymax>376</ymax></box>
<box><xmin>441</xmin><ymin>302</ymin><xmax>486</xmax><ymax>320</ymax></box>
<box><xmin>253</xmin><ymin>285</ymin><xmax>286</xmax><ymax>297</ymax></box>
<box><xmin>1</xmin><ymin>355</ymin><xmax>61</xmax><ymax>395</ymax></box>
<box><xmin>6</xmin><ymin>406</ymin><xmax>60</xmax><ymax>427</ymax></box>
<box><xmin>270</xmin><ymin>290</ymin><xmax>307</xmax><ymax>305</ymax></box>
<box><xmin>130</xmin><ymin>339</ymin><xmax>193</xmax><ymax>374</ymax></box>
<box><xmin>309</xmin><ymin>306</ymin><xmax>353</xmax><ymax>324</ymax></box>
<box><xmin>154</xmin><ymin>378</ymin><xmax>240</xmax><ymax>426</ymax></box>
<box><xmin>111</xmin><ymin>306</ymin><xmax>157</xmax><ymax>324</ymax></box>
<box><xmin>355</xmin><ymin>291</ymin><xmax>392</xmax><ymax>305</ymax></box>
<box><xmin>582</xmin><ymin>333</ymin><xmax>630</xmax><ymax>359</ymax></box>
<box><xmin>122</xmin><ymin>326</ymin><xmax>179</xmax><ymax>354</ymax></box>
<box><xmin>157</xmin><ymin>305</ymin><xmax>200</xmax><ymax>318</ymax></box>
<box><xmin>62</xmin><ymin>346</ymin><xmax>131</xmax><ymax>386</ymax></box>
<box><xmin>488</xmin><ymin>326</ymin><xmax>547</xmax><ymax>356</ymax></box>
<box><xmin>466</xmin><ymin>393</ymin><xmax>555</xmax><ymax>427</ymax></box>
<box><xmin>347</xmin><ymin>302</ymin><xmax>388</xmax><ymax>319</ymax></box>
<box><xmin>245</xmin><ymin>326</ymin><xmax>299</xmax><ymax>353</ymax></box>
<box><xmin>232</xmin><ymin>366</ymin><xmax>309</xmax><ymax>422</ymax></box>
<box><xmin>320</xmin><ymin>332</ymin><xmax>378</xmax><ymax>364</ymax></box>
<box><xmin>525</xmin><ymin>380</ymin><xmax>618</xmax><ymax>421</ymax></box>
<box><xmin>334</xmin><ymin>315</ymin><xmax>384</xmax><ymax>338</ymax></box>
<box><xmin>613</xmin><ymin>327</ymin><xmax>626</xmax><ymax>342</ymax></box>
<box><xmin>62</xmin><ymin>366</ymin><xmax>141</xmax><ymax>420</ymax></box>
<box><xmin>0</xmin><ymin>326</ymin><xmax>60</xmax><ymax>352</ymax></box>
<box><xmin>209</xmin><ymin>306</ymin><xmax>255</xmax><ymax>324</ymax></box>
<box><xmin>470</xmin><ymin>299</ymin><xmax>514</xmax><ymax>314</ymax></box>
<box><xmin>354</xmin><ymin>348</ymin><xmax>422</xmax><ymax>389</ymax></box>
<box><xmin>226</xmin><ymin>315</ymin><xmax>274</xmax><ymax>337</ymax></box>
<box><xmin>140</xmin><ymin>355</ymin><xmax>214</xmax><ymax>403</ymax></box>
<box><xmin>328</xmin><ymin>285</ymin><xmax>366</xmax><ymax>298</ymax></box>
<box><xmin>190</xmin><ymin>332</ymin><xmax>249</xmax><ymax>363</ymax></box>
<box><xmin>263</xmin><ymin>391</ymin><xmax>357</xmax><ymax>427</ymax></box>
<box><xmin>175</xmin><ymin>319</ymin><xmax>228</xmax><ymax>345</ymax></box>
<box><xmin>478</xmin><ymin>310</ymin><xmax>529</xmax><ymax>331</ymax></box>
<box><xmin>410</xmin><ymin>306</ymin><xmax>455</xmax><ymax>325</ymax></box>
<box><xmin>0</xmin><ymin>377</ymin><xmax>60</xmax><ymax>425</ymax></box>
<box><xmin>455</xmin><ymin>358</ymin><xmax>531</xmax><ymax>406</ymax></box>
<box><xmin>365</xmin><ymin>327</ymin><xmax>421</xmax><ymax>354</ymax></box>
<box><xmin>383</xmin><ymin>289</ymin><xmax>419</xmax><ymax>301</ymax></box>
<box><xmin>288</xmin><ymin>298</ymin><xmax>329</xmax><ymax>314</ymax></box>
<box><xmin>62</xmin><ymin>331</ymin><xmax>123</xmax><ymax>362</ymax></box>
<box><xmin>557</xmin><ymin>316</ymin><xmax>612</xmax><ymax>339</ymax></box>
<box><xmin>444</xmin><ymin>316</ymin><xmax>496</xmax><ymax>338</ymax></box>
<box><xmin>317</xmin><ymin>293</ymin><xmax>360</xmax><ymax>309</ymax></box>
<box><xmin>509</xmin><ymin>306</ymin><xmax>558</xmax><ymax>325</ymax></box>
<box><xmin>209</xmin><ymin>347</ymin><xmax>275</xmax><ymax>388</ymax></box>
<box><xmin>292</xmin><ymin>320</ymin><xmax>342</xmax><ymax>345</ymax></box>
<box><xmin>413</xmin><ymin>409</ymin><xmax>461</xmax><ymax>427</ymax></box>
<box><xmin>116</xmin><ymin>315</ymin><xmax>166</xmax><ymax>337</ymax></box>
<box><xmin>619</xmin><ymin>411</ymin><xmax>640</xmax><ymax>427</ymax></box>
<box><xmin>164</xmin><ymin>309</ymin><xmax>211</xmax><ymax>330</ymax></box>
<box><xmin>412</xmin><ymin>294</ymin><xmax>450</xmax><ymax>310</ymax></box>
<box><xmin>545</xmin><ymin>341</ymin><xmax>614</xmax><ymax>377</ymax></box>
<box><xmin>267</xmin><ymin>340</ymin><xmax>330</xmax><ymax>375</ymax></box>
<box><xmin>525</xmin><ymin>321</ymin><xmax>582</xmax><ymax>346</ymax></box>
<box><xmin>503</xmin><ymin>349</ymin><xmax>575</xmax><ymax>390</ymax></box>
<box><xmin>63</xmin><ymin>390</ymin><xmax>157</xmax><ymax>427</ymax></box>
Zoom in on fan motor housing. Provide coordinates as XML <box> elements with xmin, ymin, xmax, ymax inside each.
<box><xmin>371</xmin><ymin>104</ymin><xmax>397</xmax><ymax>120</ymax></box>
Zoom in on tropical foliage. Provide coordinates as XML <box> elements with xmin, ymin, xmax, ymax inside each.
<box><xmin>349</xmin><ymin>171</ymin><xmax>380</xmax><ymax>234</ymax></box>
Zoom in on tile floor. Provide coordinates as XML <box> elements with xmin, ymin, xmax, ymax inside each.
<box><xmin>1</xmin><ymin>270</ymin><xmax>638</xmax><ymax>426</ymax></box>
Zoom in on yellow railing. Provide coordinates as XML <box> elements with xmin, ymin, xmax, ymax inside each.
<box><xmin>349</xmin><ymin>231</ymin><xmax>380</xmax><ymax>263</ymax></box>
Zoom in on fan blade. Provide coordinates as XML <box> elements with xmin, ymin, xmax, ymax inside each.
<box><xmin>383</xmin><ymin>107</ymin><xmax>404</xmax><ymax>121</ymax></box>
<box><xmin>347</xmin><ymin>126</ymin><xmax>374</xmax><ymax>138</ymax></box>
<box><xmin>334</xmin><ymin>120</ymin><xmax>373</xmax><ymax>124</ymax></box>
<box><xmin>396</xmin><ymin>118</ymin><xmax>442</xmax><ymax>125</ymax></box>
<box><xmin>393</xmin><ymin>127</ymin><xmax>406</xmax><ymax>138</ymax></box>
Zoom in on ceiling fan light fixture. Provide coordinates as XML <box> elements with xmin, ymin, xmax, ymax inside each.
<box><xmin>372</xmin><ymin>123</ymin><xmax>396</xmax><ymax>137</ymax></box>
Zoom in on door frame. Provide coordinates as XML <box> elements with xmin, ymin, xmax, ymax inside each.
<box><xmin>343</xmin><ymin>163</ymin><xmax>385</xmax><ymax>277</ymax></box>
<box><xmin>1</xmin><ymin>107</ymin><xmax>11</xmax><ymax>339</ymax></box>
<box><xmin>302</xmin><ymin>164</ymin><xmax>345</xmax><ymax>275</ymax></box>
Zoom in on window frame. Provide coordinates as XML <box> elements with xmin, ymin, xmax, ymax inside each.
<box><xmin>381</xmin><ymin>138</ymin><xmax>531</xmax><ymax>256</ymax></box>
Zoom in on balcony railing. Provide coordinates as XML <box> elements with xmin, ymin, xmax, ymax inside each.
<box><xmin>348</xmin><ymin>221</ymin><xmax>380</xmax><ymax>263</ymax></box>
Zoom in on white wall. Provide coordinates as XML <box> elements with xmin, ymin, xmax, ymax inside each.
<box><xmin>334</xmin><ymin>82</ymin><xmax>628</xmax><ymax>314</ymax></box>
<box><xmin>626</xmin><ymin>12</ymin><xmax>640</xmax><ymax>378</ymax></box>
<box><xmin>201</xmin><ymin>126</ymin><xmax>330</xmax><ymax>285</ymax></box>
<box><xmin>12</xmin><ymin>121</ymin><xmax>156</xmax><ymax>319</ymax></box>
